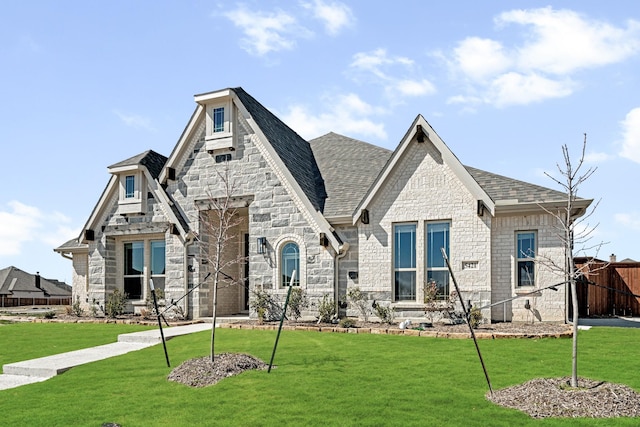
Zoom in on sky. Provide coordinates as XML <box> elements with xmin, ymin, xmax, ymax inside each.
<box><xmin>1</xmin><ymin>1</ymin><xmax>639</xmax><ymax>283</ymax></box>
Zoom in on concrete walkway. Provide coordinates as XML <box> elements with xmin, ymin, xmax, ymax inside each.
<box><xmin>0</xmin><ymin>322</ymin><xmax>212</xmax><ymax>391</ymax></box>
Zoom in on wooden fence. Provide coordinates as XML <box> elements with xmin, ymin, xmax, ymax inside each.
<box><xmin>575</xmin><ymin>261</ymin><xmax>640</xmax><ymax>317</ymax></box>
<box><xmin>0</xmin><ymin>296</ymin><xmax>71</xmax><ymax>308</ymax></box>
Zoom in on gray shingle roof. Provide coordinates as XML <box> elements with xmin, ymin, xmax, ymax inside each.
<box><xmin>0</xmin><ymin>266</ymin><xmax>71</xmax><ymax>297</ymax></box>
<box><xmin>233</xmin><ymin>88</ymin><xmax>327</xmax><ymax>212</ymax></box>
<box><xmin>108</xmin><ymin>150</ymin><xmax>168</xmax><ymax>179</ymax></box>
<box><xmin>465</xmin><ymin>166</ymin><xmax>571</xmax><ymax>203</ymax></box>
<box><xmin>310</xmin><ymin>133</ymin><xmax>392</xmax><ymax>218</ymax></box>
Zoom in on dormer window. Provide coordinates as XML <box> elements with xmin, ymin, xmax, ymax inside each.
<box><xmin>194</xmin><ymin>90</ymin><xmax>237</xmax><ymax>152</ymax></box>
<box><xmin>117</xmin><ymin>171</ymin><xmax>146</xmax><ymax>214</ymax></box>
<box><xmin>125</xmin><ymin>175</ymin><xmax>136</xmax><ymax>198</ymax></box>
<box><xmin>212</xmin><ymin>107</ymin><xmax>225</xmax><ymax>133</ymax></box>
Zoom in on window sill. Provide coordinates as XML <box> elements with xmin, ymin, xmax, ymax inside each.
<box><xmin>206</xmin><ymin>135</ymin><xmax>234</xmax><ymax>152</ymax></box>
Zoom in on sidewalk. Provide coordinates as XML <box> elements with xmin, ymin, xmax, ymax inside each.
<box><xmin>0</xmin><ymin>322</ymin><xmax>212</xmax><ymax>391</ymax></box>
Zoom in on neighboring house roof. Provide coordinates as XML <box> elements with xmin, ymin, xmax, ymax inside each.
<box><xmin>0</xmin><ymin>266</ymin><xmax>71</xmax><ymax>298</ymax></box>
<box><xmin>310</xmin><ymin>132</ymin><xmax>392</xmax><ymax>220</ymax></box>
<box><xmin>233</xmin><ymin>88</ymin><xmax>327</xmax><ymax>213</ymax></box>
<box><xmin>108</xmin><ymin>149</ymin><xmax>168</xmax><ymax>179</ymax></box>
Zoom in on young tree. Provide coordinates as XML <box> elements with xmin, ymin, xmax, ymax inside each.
<box><xmin>542</xmin><ymin>134</ymin><xmax>603</xmax><ymax>387</ymax></box>
<box><xmin>197</xmin><ymin>165</ymin><xmax>246</xmax><ymax>362</ymax></box>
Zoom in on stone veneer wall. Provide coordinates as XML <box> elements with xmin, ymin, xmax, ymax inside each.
<box><xmin>358</xmin><ymin>139</ymin><xmax>493</xmax><ymax>321</ymax></box>
<box><xmin>491</xmin><ymin>214</ymin><xmax>566</xmax><ymax>322</ymax></box>
<box><xmin>165</xmin><ymin>104</ymin><xmax>335</xmax><ymax>319</ymax></box>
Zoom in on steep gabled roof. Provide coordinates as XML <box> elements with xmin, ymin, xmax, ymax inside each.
<box><xmin>353</xmin><ymin>115</ymin><xmax>495</xmax><ymax>223</ymax></box>
<box><xmin>310</xmin><ymin>132</ymin><xmax>391</xmax><ymax>220</ymax></box>
<box><xmin>233</xmin><ymin>88</ymin><xmax>327</xmax><ymax>212</ymax></box>
<box><xmin>108</xmin><ymin>149</ymin><xmax>167</xmax><ymax>178</ymax></box>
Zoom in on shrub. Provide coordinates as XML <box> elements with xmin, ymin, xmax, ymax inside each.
<box><xmin>43</xmin><ymin>310</ymin><xmax>56</xmax><ymax>319</ymax></box>
<box><xmin>250</xmin><ymin>288</ymin><xmax>280</xmax><ymax>323</ymax></box>
<box><xmin>339</xmin><ymin>317</ymin><xmax>357</xmax><ymax>328</ymax></box>
<box><xmin>372</xmin><ymin>300</ymin><xmax>395</xmax><ymax>324</ymax></box>
<box><xmin>347</xmin><ymin>287</ymin><xmax>370</xmax><ymax>322</ymax></box>
<box><xmin>286</xmin><ymin>287</ymin><xmax>309</xmax><ymax>321</ymax></box>
<box><xmin>105</xmin><ymin>289</ymin><xmax>128</xmax><ymax>318</ymax></box>
<box><xmin>317</xmin><ymin>294</ymin><xmax>336</xmax><ymax>323</ymax></box>
<box><xmin>71</xmin><ymin>295</ymin><xmax>85</xmax><ymax>317</ymax></box>
<box><xmin>469</xmin><ymin>306</ymin><xmax>483</xmax><ymax>329</ymax></box>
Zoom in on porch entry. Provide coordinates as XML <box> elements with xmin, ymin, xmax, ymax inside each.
<box><xmin>202</xmin><ymin>207</ymin><xmax>250</xmax><ymax>316</ymax></box>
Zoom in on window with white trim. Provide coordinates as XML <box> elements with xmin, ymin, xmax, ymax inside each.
<box><xmin>426</xmin><ymin>222</ymin><xmax>450</xmax><ymax>299</ymax></box>
<box><xmin>122</xmin><ymin>238</ymin><xmax>166</xmax><ymax>300</ymax></box>
<box><xmin>125</xmin><ymin>175</ymin><xmax>136</xmax><ymax>199</ymax></box>
<box><xmin>281</xmin><ymin>242</ymin><xmax>300</xmax><ymax>287</ymax></box>
<box><xmin>516</xmin><ymin>231</ymin><xmax>536</xmax><ymax>287</ymax></box>
<box><xmin>394</xmin><ymin>223</ymin><xmax>416</xmax><ymax>301</ymax></box>
<box><xmin>205</xmin><ymin>101</ymin><xmax>232</xmax><ymax>138</ymax></box>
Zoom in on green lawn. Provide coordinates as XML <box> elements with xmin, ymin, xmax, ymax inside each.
<box><xmin>1</xmin><ymin>324</ymin><xmax>639</xmax><ymax>426</ymax></box>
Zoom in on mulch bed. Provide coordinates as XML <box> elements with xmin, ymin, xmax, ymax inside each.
<box><xmin>488</xmin><ymin>377</ymin><xmax>640</xmax><ymax>418</ymax></box>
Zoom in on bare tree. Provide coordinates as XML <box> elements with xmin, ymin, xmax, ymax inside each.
<box><xmin>542</xmin><ymin>134</ymin><xmax>604</xmax><ymax>387</ymax></box>
<box><xmin>197</xmin><ymin>165</ymin><xmax>246</xmax><ymax>362</ymax></box>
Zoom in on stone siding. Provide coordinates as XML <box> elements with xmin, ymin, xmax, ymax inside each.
<box><xmin>358</xmin><ymin>139</ymin><xmax>492</xmax><ymax>321</ymax></box>
<box><xmin>491</xmin><ymin>214</ymin><xmax>566</xmax><ymax>322</ymax></box>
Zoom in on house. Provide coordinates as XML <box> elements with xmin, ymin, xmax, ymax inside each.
<box><xmin>0</xmin><ymin>266</ymin><xmax>71</xmax><ymax>307</ymax></box>
<box><xmin>55</xmin><ymin>87</ymin><xmax>592</xmax><ymax>323</ymax></box>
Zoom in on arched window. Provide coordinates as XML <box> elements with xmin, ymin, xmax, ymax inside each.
<box><xmin>281</xmin><ymin>242</ymin><xmax>300</xmax><ymax>287</ymax></box>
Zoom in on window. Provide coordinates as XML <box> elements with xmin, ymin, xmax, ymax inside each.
<box><xmin>281</xmin><ymin>242</ymin><xmax>300</xmax><ymax>287</ymax></box>
<box><xmin>124</xmin><ymin>242</ymin><xmax>144</xmax><ymax>299</ymax></box>
<box><xmin>123</xmin><ymin>239</ymin><xmax>166</xmax><ymax>300</ymax></box>
<box><xmin>516</xmin><ymin>232</ymin><xmax>536</xmax><ymax>287</ymax></box>
<box><xmin>215</xmin><ymin>153</ymin><xmax>232</xmax><ymax>163</ymax></box>
<box><xmin>150</xmin><ymin>240</ymin><xmax>166</xmax><ymax>292</ymax></box>
<box><xmin>125</xmin><ymin>175</ymin><xmax>135</xmax><ymax>198</ymax></box>
<box><xmin>394</xmin><ymin>223</ymin><xmax>416</xmax><ymax>301</ymax></box>
<box><xmin>426</xmin><ymin>222</ymin><xmax>450</xmax><ymax>299</ymax></box>
<box><xmin>212</xmin><ymin>107</ymin><xmax>225</xmax><ymax>133</ymax></box>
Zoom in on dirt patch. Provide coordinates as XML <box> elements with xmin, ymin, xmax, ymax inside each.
<box><xmin>167</xmin><ymin>353</ymin><xmax>268</xmax><ymax>387</ymax></box>
<box><xmin>488</xmin><ymin>377</ymin><xmax>640</xmax><ymax>418</ymax></box>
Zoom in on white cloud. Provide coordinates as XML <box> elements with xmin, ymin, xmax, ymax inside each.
<box><xmin>349</xmin><ymin>49</ymin><xmax>435</xmax><ymax>102</ymax></box>
<box><xmin>487</xmin><ymin>72</ymin><xmax>575</xmax><ymax>107</ymax></box>
<box><xmin>113</xmin><ymin>110</ymin><xmax>156</xmax><ymax>131</ymax></box>
<box><xmin>614</xmin><ymin>212</ymin><xmax>640</xmax><ymax>231</ymax></box>
<box><xmin>497</xmin><ymin>7</ymin><xmax>640</xmax><ymax>75</ymax></box>
<box><xmin>0</xmin><ymin>201</ymin><xmax>77</xmax><ymax>257</ymax></box>
<box><xmin>620</xmin><ymin>107</ymin><xmax>640</xmax><ymax>163</ymax></box>
<box><xmin>303</xmin><ymin>0</ymin><xmax>354</xmax><ymax>35</ymax></box>
<box><xmin>280</xmin><ymin>93</ymin><xmax>387</xmax><ymax>140</ymax></box>
<box><xmin>584</xmin><ymin>151</ymin><xmax>613</xmax><ymax>163</ymax></box>
<box><xmin>453</xmin><ymin>37</ymin><xmax>511</xmax><ymax>82</ymax></box>
<box><xmin>224</xmin><ymin>6</ymin><xmax>309</xmax><ymax>56</ymax></box>
<box><xmin>448</xmin><ymin>7</ymin><xmax>640</xmax><ymax>108</ymax></box>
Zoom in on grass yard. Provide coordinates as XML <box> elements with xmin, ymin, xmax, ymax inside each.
<box><xmin>1</xmin><ymin>323</ymin><xmax>639</xmax><ymax>426</ymax></box>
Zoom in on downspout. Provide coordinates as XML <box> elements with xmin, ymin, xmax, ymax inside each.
<box><xmin>334</xmin><ymin>242</ymin><xmax>350</xmax><ymax>318</ymax></box>
<box><xmin>183</xmin><ymin>232</ymin><xmax>196</xmax><ymax>319</ymax></box>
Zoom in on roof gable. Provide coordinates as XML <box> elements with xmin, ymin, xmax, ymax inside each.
<box><xmin>353</xmin><ymin>115</ymin><xmax>495</xmax><ymax>223</ymax></box>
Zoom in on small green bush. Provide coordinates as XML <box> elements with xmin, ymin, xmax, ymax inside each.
<box><xmin>286</xmin><ymin>287</ymin><xmax>309</xmax><ymax>321</ymax></box>
<box><xmin>250</xmin><ymin>288</ymin><xmax>280</xmax><ymax>323</ymax></box>
<box><xmin>43</xmin><ymin>311</ymin><xmax>56</xmax><ymax>319</ymax></box>
<box><xmin>347</xmin><ymin>287</ymin><xmax>370</xmax><ymax>321</ymax></box>
<box><xmin>317</xmin><ymin>294</ymin><xmax>336</xmax><ymax>323</ymax></box>
<box><xmin>469</xmin><ymin>306</ymin><xmax>483</xmax><ymax>329</ymax></box>
<box><xmin>339</xmin><ymin>317</ymin><xmax>357</xmax><ymax>328</ymax></box>
<box><xmin>105</xmin><ymin>289</ymin><xmax>128</xmax><ymax>318</ymax></box>
<box><xmin>372</xmin><ymin>301</ymin><xmax>395</xmax><ymax>324</ymax></box>
<box><xmin>71</xmin><ymin>295</ymin><xmax>84</xmax><ymax>317</ymax></box>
